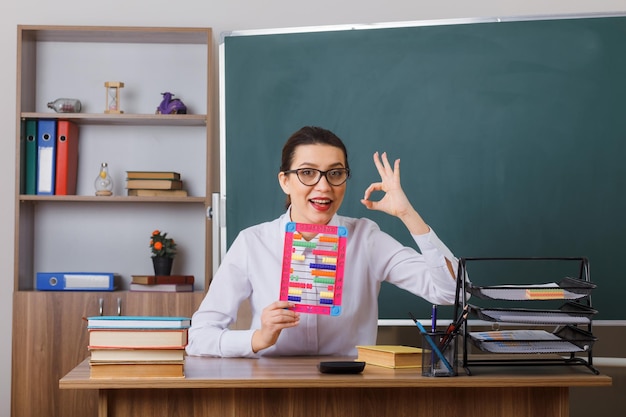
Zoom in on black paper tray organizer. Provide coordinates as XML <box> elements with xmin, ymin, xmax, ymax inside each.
<box><xmin>468</xmin><ymin>302</ymin><xmax>597</xmax><ymax>325</ymax></box>
<box><xmin>454</xmin><ymin>257</ymin><xmax>599</xmax><ymax>375</ymax></box>
<box><xmin>468</xmin><ymin>277</ymin><xmax>596</xmax><ymax>301</ymax></box>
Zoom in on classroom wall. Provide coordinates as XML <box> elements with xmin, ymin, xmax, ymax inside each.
<box><xmin>2</xmin><ymin>1</ymin><xmax>624</xmax><ymax>416</ymax></box>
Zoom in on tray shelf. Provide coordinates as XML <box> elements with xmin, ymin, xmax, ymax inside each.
<box><xmin>468</xmin><ymin>326</ymin><xmax>597</xmax><ymax>354</ymax></box>
<box><xmin>468</xmin><ymin>277</ymin><xmax>596</xmax><ymax>301</ymax></box>
<box><xmin>467</xmin><ymin>302</ymin><xmax>597</xmax><ymax>325</ymax></box>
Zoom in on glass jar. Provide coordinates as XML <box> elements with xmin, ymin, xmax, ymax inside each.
<box><xmin>47</xmin><ymin>98</ymin><xmax>82</xmax><ymax>113</ymax></box>
<box><xmin>94</xmin><ymin>162</ymin><xmax>113</xmax><ymax>196</ymax></box>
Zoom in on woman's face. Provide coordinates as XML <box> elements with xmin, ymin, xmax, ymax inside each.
<box><xmin>278</xmin><ymin>144</ymin><xmax>347</xmax><ymax>225</ymax></box>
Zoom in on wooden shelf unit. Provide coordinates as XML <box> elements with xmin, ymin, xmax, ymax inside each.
<box><xmin>12</xmin><ymin>25</ymin><xmax>214</xmax><ymax>417</ymax></box>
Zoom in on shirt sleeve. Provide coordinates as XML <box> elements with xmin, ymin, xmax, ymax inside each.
<box><xmin>412</xmin><ymin>228</ymin><xmax>458</xmax><ymax>276</ymax></box>
<box><xmin>185</xmin><ymin>232</ymin><xmax>258</xmax><ymax>358</ymax></box>
<box><xmin>374</xmin><ymin>225</ymin><xmax>459</xmax><ymax>305</ymax></box>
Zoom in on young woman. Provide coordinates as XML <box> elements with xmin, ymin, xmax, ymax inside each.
<box><xmin>186</xmin><ymin>126</ymin><xmax>458</xmax><ymax>357</ymax></box>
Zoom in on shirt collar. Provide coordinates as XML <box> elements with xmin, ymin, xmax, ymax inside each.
<box><xmin>282</xmin><ymin>206</ymin><xmax>340</xmax><ymax>228</ymax></box>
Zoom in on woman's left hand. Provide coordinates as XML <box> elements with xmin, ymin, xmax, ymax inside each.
<box><xmin>361</xmin><ymin>151</ymin><xmax>430</xmax><ymax>236</ymax></box>
<box><xmin>361</xmin><ymin>152</ymin><xmax>413</xmax><ymax>217</ymax></box>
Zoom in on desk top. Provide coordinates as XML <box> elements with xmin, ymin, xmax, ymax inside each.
<box><xmin>59</xmin><ymin>356</ymin><xmax>612</xmax><ymax>390</ymax></box>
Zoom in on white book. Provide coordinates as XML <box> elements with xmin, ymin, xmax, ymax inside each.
<box><xmin>87</xmin><ymin>315</ymin><xmax>191</xmax><ymax>329</ymax></box>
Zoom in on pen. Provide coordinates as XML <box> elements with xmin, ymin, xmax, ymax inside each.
<box><xmin>439</xmin><ymin>309</ymin><xmax>469</xmax><ymax>353</ymax></box>
<box><xmin>408</xmin><ymin>312</ymin><xmax>454</xmax><ymax>374</ymax></box>
<box><xmin>439</xmin><ymin>305</ymin><xmax>469</xmax><ymax>347</ymax></box>
<box><xmin>430</xmin><ymin>305</ymin><xmax>437</xmax><ymax>368</ymax></box>
<box><xmin>431</xmin><ymin>305</ymin><xmax>437</xmax><ymax>333</ymax></box>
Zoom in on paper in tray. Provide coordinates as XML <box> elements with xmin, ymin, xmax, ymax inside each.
<box><xmin>468</xmin><ymin>277</ymin><xmax>595</xmax><ymax>301</ymax></box>
<box><xmin>468</xmin><ymin>302</ymin><xmax>597</xmax><ymax>325</ymax></box>
<box><xmin>468</xmin><ymin>326</ymin><xmax>596</xmax><ymax>354</ymax></box>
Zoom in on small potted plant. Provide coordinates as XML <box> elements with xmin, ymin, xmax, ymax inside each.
<box><xmin>150</xmin><ymin>229</ymin><xmax>177</xmax><ymax>275</ymax></box>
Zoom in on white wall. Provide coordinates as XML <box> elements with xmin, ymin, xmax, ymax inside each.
<box><xmin>2</xmin><ymin>1</ymin><xmax>624</xmax><ymax>416</ymax></box>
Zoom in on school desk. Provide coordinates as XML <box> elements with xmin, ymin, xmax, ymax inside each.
<box><xmin>59</xmin><ymin>355</ymin><xmax>611</xmax><ymax>417</ymax></box>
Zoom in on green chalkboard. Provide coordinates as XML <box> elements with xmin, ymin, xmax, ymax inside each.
<box><xmin>223</xmin><ymin>15</ymin><xmax>626</xmax><ymax>320</ymax></box>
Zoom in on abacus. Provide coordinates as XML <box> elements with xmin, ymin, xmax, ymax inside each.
<box><xmin>279</xmin><ymin>222</ymin><xmax>347</xmax><ymax>315</ymax></box>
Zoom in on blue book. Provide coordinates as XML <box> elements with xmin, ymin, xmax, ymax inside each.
<box><xmin>36</xmin><ymin>119</ymin><xmax>57</xmax><ymax>195</ymax></box>
<box><xmin>87</xmin><ymin>315</ymin><xmax>191</xmax><ymax>329</ymax></box>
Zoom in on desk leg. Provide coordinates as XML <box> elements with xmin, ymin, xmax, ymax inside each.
<box><xmin>98</xmin><ymin>390</ymin><xmax>108</xmax><ymax>417</ymax></box>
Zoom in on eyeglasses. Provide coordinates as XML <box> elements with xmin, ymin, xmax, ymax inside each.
<box><xmin>283</xmin><ymin>168</ymin><xmax>350</xmax><ymax>186</ymax></box>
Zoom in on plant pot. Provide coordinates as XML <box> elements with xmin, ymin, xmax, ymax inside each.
<box><xmin>152</xmin><ymin>256</ymin><xmax>174</xmax><ymax>276</ymax></box>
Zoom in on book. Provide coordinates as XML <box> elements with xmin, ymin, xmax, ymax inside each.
<box><xmin>87</xmin><ymin>315</ymin><xmax>191</xmax><ymax>329</ymax></box>
<box><xmin>126</xmin><ymin>179</ymin><xmax>183</xmax><ymax>190</ymax></box>
<box><xmin>88</xmin><ymin>328</ymin><xmax>188</xmax><ymax>349</ymax></box>
<box><xmin>355</xmin><ymin>345</ymin><xmax>424</xmax><ymax>368</ymax></box>
<box><xmin>131</xmin><ymin>275</ymin><xmax>195</xmax><ymax>285</ymax></box>
<box><xmin>89</xmin><ymin>361</ymin><xmax>185</xmax><ymax>378</ymax></box>
<box><xmin>129</xmin><ymin>283</ymin><xmax>193</xmax><ymax>292</ymax></box>
<box><xmin>55</xmin><ymin>120</ymin><xmax>79</xmax><ymax>195</ymax></box>
<box><xmin>127</xmin><ymin>189</ymin><xmax>188</xmax><ymax>197</ymax></box>
<box><xmin>126</xmin><ymin>171</ymin><xmax>181</xmax><ymax>180</ymax></box>
<box><xmin>89</xmin><ymin>348</ymin><xmax>185</xmax><ymax>362</ymax></box>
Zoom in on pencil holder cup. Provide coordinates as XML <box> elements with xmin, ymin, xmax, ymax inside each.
<box><xmin>421</xmin><ymin>331</ymin><xmax>457</xmax><ymax>377</ymax></box>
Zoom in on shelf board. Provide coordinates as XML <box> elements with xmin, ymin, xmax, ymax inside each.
<box><xmin>21</xmin><ymin>112</ymin><xmax>207</xmax><ymax>126</ymax></box>
<box><xmin>19</xmin><ymin>195</ymin><xmax>207</xmax><ymax>204</ymax></box>
<box><xmin>19</xmin><ymin>25</ymin><xmax>211</xmax><ymax>44</ymax></box>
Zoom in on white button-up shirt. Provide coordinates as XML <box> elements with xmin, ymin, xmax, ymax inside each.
<box><xmin>186</xmin><ymin>210</ymin><xmax>458</xmax><ymax>358</ymax></box>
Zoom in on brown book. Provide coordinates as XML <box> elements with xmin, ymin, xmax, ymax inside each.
<box><xmin>88</xmin><ymin>328</ymin><xmax>188</xmax><ymax>349</ymax></box>
<box><xmin>126</xmin><ymin>179</ymin><xmax>183</xmax><ymax>190</ymax></box>
<box><xmin>129</xmin><ymin>283</ymin><xmax>193</xmax><ymax>293</ymax></box>
<box><xmin>355</xmin><ymin>345</ymin><xmax>423</xmax><ymax>368</ymax></box>
<box><xmin>89</xmin><ymin>361</ymin><xmax>184</xmax><ymax>378</ymax></box>
<box><xmin>126</xmin><ymin>171</ymin><xmax>181</xmax><ymax>180</ymax></box>
<box><xmin>89</xmin><ymin>348</ymin><xmax>185</xmax><ymax>363</ymax></box>
<box><xmin>127</xmin><ymin>189</ymin><xmax>188</xmax><ymax>197</ymax></box>
<box><xmin>131</xmin><ymin>275</ymin><xmax>195</xmax><ymax>285</ymax></box>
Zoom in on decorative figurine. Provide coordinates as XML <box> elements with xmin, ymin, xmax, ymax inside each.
<box><xmin>94</xmin><ymin>162</ymin><xmax>113</xmax><ymax>196</ymax></box>
<box><xmin>156</xmin><ymin>92</ymin><xmax>187</xmax><ymax>114</ymax></box>
<box><xmin>47</xmin><ymin>98</ymin><xmax>82</xmax><ymax>113</ymax></box>
<box><xmin>104</xmin><ymin>81</ymin><xmax>124</xmax><ymax>114</ymax></box>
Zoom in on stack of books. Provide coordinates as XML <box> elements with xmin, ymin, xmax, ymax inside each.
<box><xmin>129</xmin><ymin>274</ymin><xmax>195</xmax><ymax>292</ymax></box>
<box><xmin>87</xmin><ymin>315</ymin><xmax>191</xmax><ymax>378</ymax></box>
<box><xmin>126</xmin><ymin>171</ymin><xmax>187</xmax><ymax>197</ymax></box>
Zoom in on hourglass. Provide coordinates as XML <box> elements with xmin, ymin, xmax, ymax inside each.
<box><xmin>104</xmin><ymin>81</ymin><xmax>124</xmax><ymax>114</ymax></box>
